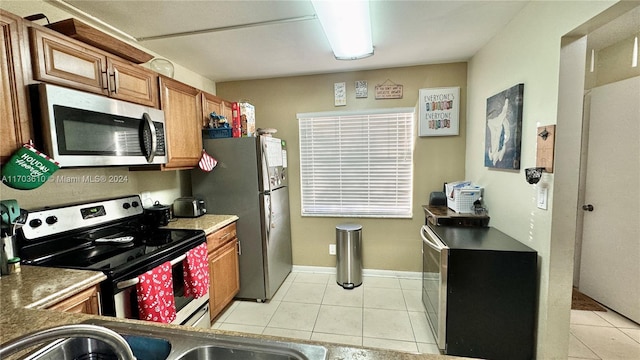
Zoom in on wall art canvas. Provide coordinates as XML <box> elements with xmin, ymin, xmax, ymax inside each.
<box><xmin>418</xmin><ymin>87</ymin><xmax>460</xmax><ymax>136</ymax></box>
<box><xmin>484</xmin><ymin>83</ymin><xmax>524</xmax><ymax>169</ymax></box>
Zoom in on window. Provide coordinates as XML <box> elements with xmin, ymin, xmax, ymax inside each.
<box><xmin>298</xmin><ymin>108</ymin><xmax>415</xmax><ymax>218</ymax></box>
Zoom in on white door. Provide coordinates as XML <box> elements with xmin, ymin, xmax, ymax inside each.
<box><xmin>579</xmin><ymin>76</ymin><xmax>640</xmax><ymax>323</ymax></box>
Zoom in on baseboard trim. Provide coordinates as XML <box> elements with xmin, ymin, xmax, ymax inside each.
<box><xmin>291</xmin><ymin>265</ymin><xmax>421</xmax><ymax>280</ymax></box>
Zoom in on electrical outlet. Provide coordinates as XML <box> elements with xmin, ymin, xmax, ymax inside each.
<box><xmin>329</xmin><ymin>244</ymin><xmax>336</xmax><ymax>255</ymax></box>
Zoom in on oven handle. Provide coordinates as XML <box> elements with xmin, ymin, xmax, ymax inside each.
<box><xmin>420</xmin><ymin>225</ymin><xmax>446</xmax><ymax>252</ymax></box>
<box><xmin>115</xmin><ymin>254</ymin><xmax>186</xmax><ymax>290</ymax></box>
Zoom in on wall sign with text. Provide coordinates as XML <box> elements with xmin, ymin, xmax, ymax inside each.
<box><xmin>418</xmin><ymin>87</ymin><xmax>460</xmax><ymax>137</ymax></box>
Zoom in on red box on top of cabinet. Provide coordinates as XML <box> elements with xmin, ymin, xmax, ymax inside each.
<box><xmin>231</xmin><ymin>102</ymin><xmax>241</xmax><ymax>138</ymax></box>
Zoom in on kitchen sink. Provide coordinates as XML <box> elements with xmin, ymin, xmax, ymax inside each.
<box><xmin>17</xmin><ymin>319</ymin><xmax>327</xmax><ymax>360</ymax></box>
<box><xmin>22</xmin><ymin>334</ymin><xmax>171</xmax><ymax>360</ymax></box>
<box><xmin>176</xmin><ymin>344</ymin><xmax>322</xmax><ymax>360</ymax></box>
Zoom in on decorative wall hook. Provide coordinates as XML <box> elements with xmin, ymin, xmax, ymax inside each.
<box><xmin>525</xmin><ymin>167</ymin><xmax>545</xmax><ymax>184</ymax></box>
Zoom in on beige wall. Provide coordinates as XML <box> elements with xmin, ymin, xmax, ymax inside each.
<box><xmin>217</xmin><ymin>63</ymin><xmax>467</xmax><ymax>272</ymax></box>
<box><xmin>0</xmin><ymin>2</ymin><xmax>215</xmax><ymax>209</ymax></box>
<box><xmin>465</xmin><ymin>1</ymin><xmax>618</xmax><ymax>358</ymax></box>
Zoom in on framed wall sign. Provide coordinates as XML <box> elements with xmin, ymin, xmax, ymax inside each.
<box><xmin>418</xmin><ymin>87</ymin><xmax>460</xmax><ymax>137</ymax></box>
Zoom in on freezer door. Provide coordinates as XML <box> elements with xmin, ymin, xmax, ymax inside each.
<box><xmin>261</xmin><ymin>187</ymin><xmax>293</xmax><ymax>299</ymax></box>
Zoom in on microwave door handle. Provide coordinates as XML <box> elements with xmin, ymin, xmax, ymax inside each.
<box><xmin>116</xmin><ymin>253</ymin><xmax>186</xmax><ymax>289</ymax></box>
<box><xmin>142</xmin><ymin>112</ymin><xmax>157</xmax><ymax>163</ymax></box>
<box><xmin>420</xmin><ymin>226</ymin><xmax>445</xmax><ymax>252</ymax></box>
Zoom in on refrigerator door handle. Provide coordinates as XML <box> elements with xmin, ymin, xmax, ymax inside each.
<box><xmin>266</xmin><ymin>193</ymin><xmax>272</xmax><ymax>243</ymax></box>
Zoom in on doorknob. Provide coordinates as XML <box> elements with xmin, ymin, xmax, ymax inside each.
<box><xmin>582</xmin><ymin>204</ymin><xmax>594</xmax><ymax>211</ymax></box>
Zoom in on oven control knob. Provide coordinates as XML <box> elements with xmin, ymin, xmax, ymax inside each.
<box><xmin>29</xmin><ymin>218</ymin><xmax>42</xmax><ymax>228</ymax></box>
<box><xmin>46</xmin><ymin>216</ymin><xmax>58</xmax><ymax>225</ymax></box>
<box><xmin>131</xmin><ymin>201</ymin><xmax>140</xmax><ymax>208</ymax></box>
<box><xmin>123</xmin><ymin>203</ymin><xmax>131</xmax><ymax>210</ymax></box>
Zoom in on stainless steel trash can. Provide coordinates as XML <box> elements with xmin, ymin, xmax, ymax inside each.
<box><xmin>336</xmin><ymin>223</ymin><xmax>362</xmax><ymax>289</ymax></box>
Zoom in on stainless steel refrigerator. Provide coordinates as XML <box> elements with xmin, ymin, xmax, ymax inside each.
<box><xmin>191</xmin><ymin>136</ymin><xmax>292</xmax><ymax>301</ymax></box>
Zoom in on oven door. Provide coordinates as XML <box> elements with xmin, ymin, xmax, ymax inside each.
<box><xmin>113</xmin><ymin>252</ymin><xmax>209</xmax><ymax>326</ymax></box>
<box><xmin>421</xmin><ymin>225</ymin><xmax>449</xmax><ymax>351</ymax></box>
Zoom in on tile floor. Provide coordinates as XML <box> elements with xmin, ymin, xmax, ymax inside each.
<box><xmin>212</xmin><ymin>271</ymin><xmax>438</xmax><ymax>354</ymax></box>
<box><xmin>213</xmin><ymin>270</ymin><xmax>640</xmax><ymax>358</ymax></box>
<box><xmin>569</xmin><ymin>308</ymin><xmax>640</xmax><ymax>359</ymax></box>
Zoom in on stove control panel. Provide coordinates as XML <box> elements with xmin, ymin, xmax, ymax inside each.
<box><xmin>21</xmin><ymin>195</ymin><xmax>144</xmax><ymax>240</ymax></box>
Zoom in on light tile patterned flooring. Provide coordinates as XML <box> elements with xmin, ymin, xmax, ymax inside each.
<box><xmin>212</xmin><ymin>271</ymin><xmax>439</xmax><ymax>354</ymax></box>
<box><xmin>569</xmin><ymin>308</ymin><xmax>640</xmax><ymax>359</ymax></box>
<box><xmin>213</xmin><ymin>270</ymin><xmax>640</xmax><ymax>358</ymax></box>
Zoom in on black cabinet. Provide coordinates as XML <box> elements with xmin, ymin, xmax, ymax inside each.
<box><xmin>429</xmin><ymin>225</ymin><xmax>537</xmax><ymax>360</ymax></box>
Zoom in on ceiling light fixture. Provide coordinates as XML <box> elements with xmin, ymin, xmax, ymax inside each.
<box><xmin>311</xmin><ymin>0</ymin><xmax>374</xmax><ymax>60</ymax></box>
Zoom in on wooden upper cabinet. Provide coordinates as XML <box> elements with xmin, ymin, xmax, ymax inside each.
<box><xmin>202</xmin><ymin>92</ymin><xmax>224</xmax><ymax>128</ymax></box>
<box><xmin>1</xmin><ymin>11</ymin><xmax>32</xmax><ymax>164</ymax></box>
<box><xmin>202</xmin><ymin>92</ymin><xmax>235</xmax><ymax>129</ymax></box>
<box><xmin>29</xmin><ymin>26</ymin><xmax>158</xmax><ymax>107</ymax></box>
<box><xmin>221</xmin><ymin>100</ymin><xmax>234</xmax><ymax>122</ymax></box>
<box><xmin>108</xmin><ymin>57</ymin><xmax>158</xmax><ymax>107</ymax></box>
<box><xmin>29</xmin><ymin>26</ymin><xmax>107</xmax><ymax>94</ymax></box>
<box><xmin>159</xmin><ymin>76</ymin><xmax>203</xmax><ymax>169</ymax></box>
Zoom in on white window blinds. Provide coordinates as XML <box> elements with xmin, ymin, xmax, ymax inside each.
<box><xmin>298</xmin><ymin>108</ymin><xmax>415</xmax><ymax>218</ymax></box>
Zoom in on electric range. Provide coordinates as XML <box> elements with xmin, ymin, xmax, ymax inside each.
<box><xmin>17</xmin><ymin>195</ymin><xmax>208</xmax><ymax>324</ymax></box>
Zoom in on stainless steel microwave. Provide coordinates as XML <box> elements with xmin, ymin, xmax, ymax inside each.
<box><xmin>32</xmin><ymin>83</ymin><xmax>167</xmax><ymax>167</ymax></box>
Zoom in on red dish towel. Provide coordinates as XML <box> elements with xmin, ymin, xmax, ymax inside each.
<box><xmin>183</xmin><ymin>242</ymin><xmax>210</xmax><ymax>298</ymax></box>
<box><xmin>136</xmin><ymin>261</ymin><xmax>177</xmax><ymax>323</ymax></box>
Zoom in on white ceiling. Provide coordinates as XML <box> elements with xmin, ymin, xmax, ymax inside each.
<box><xmin>55</xmin><ymin>1</ymin><xmax>530</xmax><ymax>82</ymax></box>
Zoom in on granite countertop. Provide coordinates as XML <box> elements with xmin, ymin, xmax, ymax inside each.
<box><xmin>0</xmin><ymin>305</ymin><xmax>469</xmax><ymax>360</ymax></box>
<box><xmin>0</xmin><ymin>266</ymin><xmax>106</xmax><ymax>309</ymax></box>
<box><xmin>163</xmin><ymin>214</ymin><xmax>239</xmax><ymax>234</ymax></box>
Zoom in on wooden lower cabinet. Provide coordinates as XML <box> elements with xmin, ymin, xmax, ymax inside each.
<box><xmin>47</xmin><ymin>285</ymin><xmax>101</xmax><ymax>315</ymax></box>
<box><xmin>207</xmin><ymin>224</ymin><xmax>240</xmax><ymax>323</ymax></box>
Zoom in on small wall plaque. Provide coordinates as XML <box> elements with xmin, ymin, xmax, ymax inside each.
<box><xmin>375</xmin><ymin>79</ymin><xmax>403</xmax><ymax>99</ymax></box>
<box><xmin>536</xmin><ymin>125</ymin><xmax>555</xmax><ymax>172</ymax></box>
<box><xmin>334</xmin><ymin>82</ymin><xmax>346</xmax><ymax>106</ymax></box>
<box><xmin>355</xmin><ymin>80</ymin><xmax>368</xmax><ymax>98</ymax></box>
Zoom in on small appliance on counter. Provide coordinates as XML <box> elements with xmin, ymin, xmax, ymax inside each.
<box><xmin>173</xmin><ymin>197</ymin><xmax>206</xmax><ymax>218</ymax></box>
<box><xmin>143</xmin><ymin>201</ymin><xmax>172</xmax><ymax>227</ymax></box>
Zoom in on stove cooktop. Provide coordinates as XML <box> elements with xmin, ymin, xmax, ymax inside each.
<box><xmin>21</xmin><ymin>227</ymin><xmax>205</xmax><ymax>275</ymax></box>
<box><xmin>17</xmin><ymin>195</ymin><xmax>205</xmax><ymax>279</ymax></box>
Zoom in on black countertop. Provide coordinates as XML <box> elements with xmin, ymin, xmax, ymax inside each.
<box><xmin>428</xmin><ymin>224</ymin><xmax>536</xmax><ymax>253</ymax></box>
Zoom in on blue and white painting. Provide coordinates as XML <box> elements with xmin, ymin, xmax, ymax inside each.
<box><xmin>484</xmin><ymin>84</ymin><xmax>524</xmax><ymax>170</ymax></box>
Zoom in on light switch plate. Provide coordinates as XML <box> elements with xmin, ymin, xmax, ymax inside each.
<box><xmin>329</xmin><ymin>244</ymin><xmax>336</xmax><ymax>255</ymax></box>
<box><xmin>537</xmin><ymin>186</ymin><xmax>548</xmax><ymax>210</ymax></box>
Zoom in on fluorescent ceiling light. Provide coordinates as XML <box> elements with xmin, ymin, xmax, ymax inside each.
<box><xmin>311</xmin><ymin>0</ymin><xmax>374</xmax><ymax>60</ymax></box>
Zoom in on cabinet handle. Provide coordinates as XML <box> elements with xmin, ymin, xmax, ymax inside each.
<box><xmin>109</xmin><ymin>70</ymin><xmax>119</xmax><ymax>94</ymax></box>
<box><xmin>237</xmin><ymin>240</ymin><xmax>241</xmax><ymax>255</ymax></box>
<box><xmin>101</xmin><ymin>71</ymin><xmax>109</xmax><ymax>91</ymax></box>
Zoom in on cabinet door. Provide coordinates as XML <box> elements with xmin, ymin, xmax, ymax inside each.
<box><xmin>108</xmin><ymin>57</ymin><xmax>159</xmax><ymax>107</ymax></box>
<box><xmin>202</xmin><ymin>92</ymin><xmax>223</xmax><ymax>128</ymax></box>
<box><xmin>1</xmin><ymin>12</ymin><xmax>31</xmax><ymax>164</ymax></box>
<box><xmin>221</xmin><ymin>100</ymin><xmax>234</xmax><ymax>122</ymax></box>
<box><xmin>158</xmin><ymin>76</ymin><xmax>202</xmax><ymax>169</ymax></box>
<box><xmin>47</xmin><ymin>286</ymin><xmax>101</xmax><ymax>315</ymax></box>
<box><xmin>208</xmin><ymin>238</ymin><xmax>240</xmax><ymax>322</ymax></box>
<box><xmin>29</xmin><ymin>27</ymin><xmax>108</xmax><ymax>95</ymax></box>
